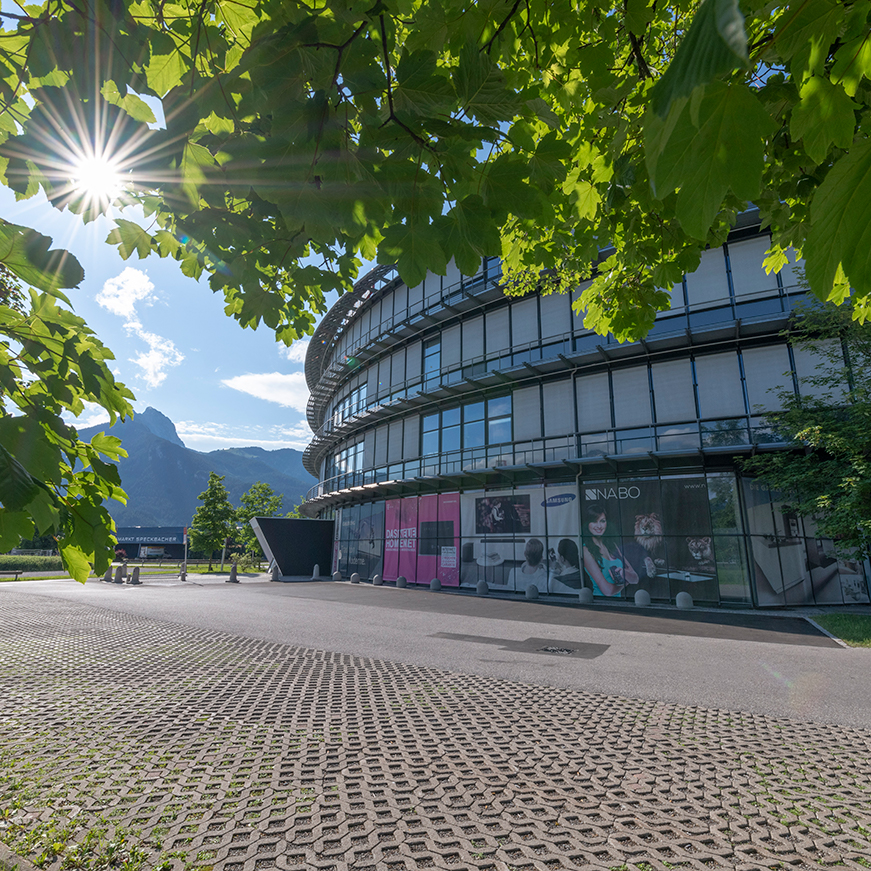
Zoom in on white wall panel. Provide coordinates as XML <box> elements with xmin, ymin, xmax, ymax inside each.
<box><xmin>363</xmin><ymin>428</ymin><xmax>374</xmax><ymax>468</ymax></box>
<box><xmin>463</xmin><ymin>315</ymin><xmax>484</xmax><ymax>359</ymax></box>
<box><xmin>387</xmin><ymin>420</ymin><xmax>403</xmax><ymax>463</ymax></box>
<box><xmin>511</xmin><ymin>297</ymin><xmax>539</xmax><ymax>346</ymax></box>
<box><xmin>393</xmin><ymin>283</ymin><xmax>408</xmax><ymax>319</ymax></box>
<box><xmin>374</xmin><ymin>423</ymin><xmax>388</xmax><ymax>466</ymax></box>
<box><xmin>403</xmin><ymin>415</ymin><xmax>420</xmax><ymax>459</ymax></box>
<box><xmin>407</xmin><ymin>281</ymin><xmax>424</xmax><ymax>314</ymax></box>
<box><xmin>405</xmin><ymin>341</ymin><xmax>421</xmax><ymax>382</ymax></box>
<box><xmin>694</xmin><ymin>352</ymin><xmax>745</xmax><ymax>418</ymax></box>
<box><xmin>685</xmin><ymin>248</ymin><xmax>730</xmax><ymax>308</ymax></box>
<box><xmin>366</xmin><ymin>364</ymin><xmax>378</xmax><ymax>398</ymax></box>
<box><xmin>485</xmin><ymin>307</ymin><xmax>510</xmax><ymax>354</ymax></box>
<box><xmin>542</xmin><ymin>379</ymin><xmax>575</xmax><ymax>436</ymax></box>
<box><xmin>441</xmin><ymin>324</ymin><xmax>461</xmax><ymax>368</ymax></box>
<box><xmin>443</xmin><ymin>258</ymin><xmax>462</xmax><ymax>291</ymax></box>
<box><xmin>513</xmin><ymin>386</ymin><xmax>542</xmax><ymax>440</ymax></box>
<box><xmin>651</xmin><ymin>359</ymin><xmax>696</xmax><ymax>422</ymax></box>
<box><xmin>576</xmin><ymin>372</ymin><xmax>611</xmax><ymax>431</ymax></box>
<box><xmin>539</xmin><ymin>292</ymin><xmax>571</xmax><ymax>339</ymax></box>
<box><xmin>730</xmin><ymin>236</ymin><xmax>776</xmax><ymax>298</ymax></box>
<box><xmin>390</xmin><ymin>348</ymin><xmax>406</xmax><ymax>386</ymax></box>
<box><xmin>612</xmin><ymin>366</ymin><xmax>652</xmax><ymax>428</ymax></box>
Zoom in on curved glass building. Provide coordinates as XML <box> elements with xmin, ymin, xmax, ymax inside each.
<box><xmin>301</xmin><ymin>214</ymin><xmax>870</xmax><ymax>608</ymax></box>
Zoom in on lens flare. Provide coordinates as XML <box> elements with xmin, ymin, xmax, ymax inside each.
<box><xmin>69</xmin><ymin>153</ymin><xmax>125</xmax><ymax>206</ymax></box>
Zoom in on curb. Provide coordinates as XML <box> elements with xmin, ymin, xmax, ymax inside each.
<box><xmin>0</xmin><ymin>841</ymin><xmax>39</xmax><ymax>871</ymax></box>
<box><xmin>803</xmin><ymin>616</ymin><xmax>850</xmax><ymax>648</ymax></box>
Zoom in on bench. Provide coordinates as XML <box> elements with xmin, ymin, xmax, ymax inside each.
<box><xmin>0</xmin><ymin>570</ymin><xmax>23</xmax><ymax>581</ymax></box>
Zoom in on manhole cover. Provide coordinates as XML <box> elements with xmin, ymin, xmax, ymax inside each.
<box><xmin>538</xmin><ymin>646</ymin><xmax>576</xmax><ymax>655</ymax></box>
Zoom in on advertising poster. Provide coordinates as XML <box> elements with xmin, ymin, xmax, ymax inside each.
<box><xmin>579</xmin><ymin>478</ymin><xmax>718</xmax><ymax>600</ymax></box>
<box><xmin>542</xmin><ymin>485</ymin><xmax>582</xmax><ymax>595</ymax></box>
<box><xmin>383</xmin><ymin>499</ymin><xmax>401</xmax><ymax>581</ymax></box>
<box><xmin>398</xmin><ymin>497</ymin><xmax>419</xmax><ymax>580</ymax></box>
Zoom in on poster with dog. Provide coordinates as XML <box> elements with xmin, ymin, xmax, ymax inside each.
<box><xmin>580</xmin><ymin>478</ymin><xmax>719</xmax><ymax>601</ymax></box>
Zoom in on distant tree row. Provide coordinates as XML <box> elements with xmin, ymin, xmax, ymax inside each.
<box><xmin>188</xmin><ymin>474</ymin><xmax>303</xmax><ymax>570</ymax></box>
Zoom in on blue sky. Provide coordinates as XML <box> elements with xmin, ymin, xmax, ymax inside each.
<box><xmin>3</xmin><ymin>185</ymin><xmax>323</xmax><ymax>453</ymax></box>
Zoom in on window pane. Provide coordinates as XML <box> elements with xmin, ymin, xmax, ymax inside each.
<box><xmin>464</xmin><ymin>421</ymin><xmax>485</xmax><ymax>447</ymax></box>
<box><xmin>442</xmin><ymin>425</ymin><xmax>461</xmax><ymax>452</ymax></box>
<box><xmin>465</xmin><ymin>401</ymin><xmax>485</xmax><ymax>422</ymax></box>
<box><xmin>422</xmin><ymin>430</ymin><xmax>439</xmax><ymax>455</ymax></box>
<box><xmin>488</xmin><ymin>395</ymin><xmax>512</xmax><ymax>417</ymax></box>
<box><xmin>442</xmin><ymin>406</ymin><xmax>461</xmax><ymax>426</ymax></box>
<box><xmin>422</xmin><ymin>413</ymin><xmax>439</xmax><ymax>432</ymax></box>
<box><xmin>488</xmin><ymin>417</ymin><xmax>512</xmax><ymax>444</ymax></box>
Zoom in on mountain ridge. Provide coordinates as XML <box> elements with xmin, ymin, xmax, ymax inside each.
<box><xmin>79</xmin><ymin>408</ymin><xmax>315</xmax><ymax>526</ymax></box>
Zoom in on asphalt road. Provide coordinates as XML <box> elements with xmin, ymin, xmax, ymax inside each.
<box><xmin>5</xmin><ymin>575</ymin><xmax>870</xmax><ymax>728</ymax></box>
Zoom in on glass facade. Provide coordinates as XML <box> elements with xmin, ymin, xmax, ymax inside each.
<box><xmin>305</xmin><ymin>228</ymin><xmax>870</xmax><ymax>608</ymax></box>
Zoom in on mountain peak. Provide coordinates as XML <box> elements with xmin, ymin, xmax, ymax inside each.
<box><xmin>138</xmin><ymin>407</ymin><xmax>185</xmax><ymax>447</ymax></box>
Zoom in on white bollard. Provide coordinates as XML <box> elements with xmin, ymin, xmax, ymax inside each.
<box><xmin>578</xmin><ymin>587</ymin><xmax>594</xmax><ymax>604</ymax></box>
<box><xmin>312</xmin><ymin>564</ymin><xmax>320</xmax><ymax>579</ymax></box>
<box><xmin>114</xmin><ymin>565</ymin><xmax>124</xmax><ymax>584</ymax></box>
<box><xmin>634</xmin><ymin>589</ymin><xmax>651</xmax><ymax>606</ymax></box>
<box><xmin>372</xmin><ymin>574</ymin><xmax>383</xmax><ymax>586</ymax></box>
<box><xmin>429</xmin><ymin>578</ymin><xmax>441</xmax><ymax>591</ymax></box>
<box><xmin>476</xmin><ymin>580</ymin><xmax>489</xmax><ymax>597</ymax></box>
<box><xmin>396</xmin><ymin>575</ymin><xmax>407</xmax><ymax>588</ymax></box>
<box><xmin>676</xmin><ymin>591</ymin><xmax>693</xmax><ymax>610</ymax></box>
<box><xmin>332</xmin><ymin>570</ymin><xmax>342</xmax><ymax>581</ymax></box>
<box><xmin>525</xmin><ymin>584</ymin><xmax>539</xmax><ymax>600</ymax></box>
<box><xmin>128</xmin><ymin>566</ymin><xmax>141</xmax><ymax>585</ymax></box>
<box><xmin>350</xmin><ymin>572</ymin><xmax>360</xmax><ymax>584</ymax></box>
<box><xmin>271</xmin><ymin>563</ymin><xmax>281</xmax><ymax>581</ymax></box>
<box><xmin>226</xmin><ymin>563</ymin><xmax>239</xmax><ymax>583</ymax></box>
<box><xmin>103</xmin><ymin>567</ymin><xmax>113</xmax><ymax>582</ymax></box>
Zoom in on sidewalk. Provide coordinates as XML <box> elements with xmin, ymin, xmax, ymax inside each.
<box><xmin>1</xmin><ymin>588</ymin><xmax>869</xmax><ymax>871</ymax></box>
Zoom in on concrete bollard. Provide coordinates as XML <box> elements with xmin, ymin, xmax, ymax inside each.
<box><xmin>476</xmin><ymin>580</ymin><xmax>489</xmax><ymax>597</ymax></box>
<box><xmin>179</xmin><ymin>562</ymin><xmax>187</xmax><ymax>582</ymax></box>
<box><xmin>122</xmin><ymin>561</ymin><xmax>128</xmax><ymax>579</ymax></box>
<box><xmin>525</xmin><ymin>584</ymin><xmax>539</xmax><ymax>600</ymax></box>
<box><xmin>271</xmin><ymin>563</ymin><xmax>281</xmax><ymax>582</ymax></box>
<box><xmin>396</xmin><ymin>575</ymin><xmax>407</xmax><ymax>588</ymax></box>
<box><xmin>578</xmin><ymin>587</ymin><xmax>594</xmax><ymax>604</ymax></box>
<box><xmin>312</xmin><ymin>564</ymin><xmax>320</xmax><ymax>579</ymax></box>
<box><xmin>350</xmin><ymin>572</ymin><xmax>360</xmax><ymax>584</ymax></box>
<box><xmin>332</xmin><ymin>570</ymin><xmax>342</xmax><ymax>581</ymax></box>
<box><xmin>676</xmin><ymin>591</ymin><xmax>694</xmax><ymax>610</ymax></box>
<box><xmin>103</xmin><ymin>567</ymin><xmax>113</xmax><ymax>582</ymax></box>
<box><xmin>429</xmin><ymin>578</ymin><xmax>441</xmax><ymax>592</ymax></box>
<box><xmin>226</xmin><ymin>563</ymin><xmax>239</xmax><ymax>583</ymax></box>
<box><xmin>634</xmin><ymin>589</ymin><xmax>651</xmax><ymax>607</ymax></box>
<box><xmin>372</xmin><ymin>574</ymin><xmax>383</xmax><ymax>586</ymax></box>
<box><xmin>113</xmin><ymin>565</ymin><xmax>124</xmax><ymax>584</ymax></box>
<box><xmin>128</xmin><ymin>566</ymin><xmax>141</xmax><ymax>585</ymax></box>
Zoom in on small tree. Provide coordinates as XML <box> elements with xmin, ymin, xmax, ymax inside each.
<box><xmin>189</xmin><ymin>473</ymin><xmax>236</xmax><ymax>571</ymax></box>
<box><xmin>741</xmin><ymin>303</ymin><xmax>871</xmax><ymax>558</ymax></box>
<box><xmin>236</xmin><ymin>482</ymin><xmax>283</xmax><ymax>562</ymax></box>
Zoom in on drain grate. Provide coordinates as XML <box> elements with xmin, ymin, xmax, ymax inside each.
<box><xmin>538</xmin><ymin>646</ymin><xmax>576</xmax><ymax>655</ymax></box>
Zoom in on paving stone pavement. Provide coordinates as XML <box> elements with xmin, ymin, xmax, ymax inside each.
<box><xmin>1</xmin><ymin>590</ymin><xmax>870</xmax><ymax>871</ymax></box>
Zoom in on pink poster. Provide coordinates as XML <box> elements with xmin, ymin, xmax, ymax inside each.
<box><xmin>398</xmin><ymin>497</ymin><xmax>419</xmax><ymax>581</ymax></box>
<box><xmin>383</xmin><ymin>499</ymin><xmax>401</xmax><ymax>581</ymax></box>
<box><xmin>437</xmin><ymin>492</ymin><xmax>460</xmax><ymax>586</ymax></box>
<box><xmin>417</xmin><ymin>494</ymin><xmax>439</xmax><ymax>585</ymax></box>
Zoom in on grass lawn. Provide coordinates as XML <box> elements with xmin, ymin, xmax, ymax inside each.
<box><xmin>813</xmin><ymin>613</ymin><xmax>871</xmax><ymax>648</ymax></box>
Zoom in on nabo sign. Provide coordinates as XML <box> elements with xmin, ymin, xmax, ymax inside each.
<box><xmin>541</xmin><ymin>493</ymin><xmax>576</xmax><ymax>507</ymax></box>
<box><xmin>584</xmin><ymin>486</ymin><xmax>641</xmax><ymax>500</ymax></box>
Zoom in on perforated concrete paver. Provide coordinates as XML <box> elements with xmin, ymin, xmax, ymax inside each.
<box><xmin>1</xmin><ymin>590</ymin><xmax>870</xmax><ymax>871</ymax></box>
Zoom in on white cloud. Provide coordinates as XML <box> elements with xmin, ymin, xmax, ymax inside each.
<box><xmin>96</xmin><ymin>267</ymin><xmax>156</xmax><ymax>319</ymax></box>
<box><xmin>96</xmin><ymin>268</ymin><xmax>185</xmax><ymax>388</ymax></box>
<box><xmin>127</xmin><ymin>327</ymin><xmax>185</xmax><ymax>388</ymax></box>
<box><xmin>221</xmin><ymin>371</ymin><xmax>310</xmax><ymax>412</ymax></box>
<box><xmin>281</xmin><ymin>338</ymin><xmax>310</xmax><ymax>364</ymax></box>
<box><xmin>176</xmin><ymin>419</ymin><xmax>313</xmax><ymax>451</ymax></box>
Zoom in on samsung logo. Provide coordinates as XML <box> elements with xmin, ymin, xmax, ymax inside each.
<box><xmin>585</xmin><ymin>486</ymin><xmax>642</xmax><ymax>500</ymax></box>
<box><xmin>542</xmin><ymin>493</ymin><xmax>577</xmax><ymax>507</ymax></box>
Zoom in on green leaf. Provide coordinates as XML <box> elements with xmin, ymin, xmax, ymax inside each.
<box><xmin>434</xmin><ymin>196</ymin><xmax>499</xmax><ymax>276</ymax></box>
<box><xmin>650</xmin><ymin>0</ymin><xmax>748</xmax><ymax>117</ymax></box>
<box><xmin>790</xmin><ymin>77</ymin><xmax>858</xmax><ymax>164</ymax></box>
<box><xmin>0</xmin><ymin>222</ymin><xmax>84</xmax><ymax>291</ymax></box>
<box><xmin>378</xmin><ymin>221</ymin><xmax>447</xmax><ymax>288</ymax></box>
<box><xmin>0</xmin><ymin>510</ymin><xmax>34</xmax><ymax>552</ymax></box>
<box><xmin>60</xmin><ymin>541</ymin><xmax>93</xmax><ymax>584</ymax></box>
<box><xmin>455</xmin><ymin>43</ymin><xmax>520</xmax><ymax>124</ymax></box>
<box><xmin>106</xmin><ymin>219</ymin><xmax>154</xmax><ymax>260</ymax></box>
<box><xmin>774</xmin><ymin>0</ymin><xmax>845</xmax><ymax>81</ymax></box>
<box><xmin>832</xmin><ymin>35</ymin><xmax>871</xmax><ymax>97</ymax></box>
<box><xmin>101</xmin><ymin>81</ymin><xmax>157</xmax><ymax>124</ymax></box>
<box><xmin>393</xmin><ymin>49</ymin><xmax>456</xmax><ymax>116</ymax></box>
<box><xmin>626</xmin><ymin>0</ymin><xmax>655</xmax><ymax>35</ymax></box>
<box><xmin>0</xmin><ymin>443</ymin><xmax>40</xmax><ymax>510</ymax></box>
<box><xmin>146</xmin><ymin>31</ymin><xmax>189</xmax><ymax>95</ymax></box>
<box><xmin>482</xmin><ymin>156</ymin><xmax>542</xmax><ymax>220</ymax></box>
<box><xmin>646</xmin><ymin>82</ymin><xmax>775</xmax><ymax>239</ymax></box>
<box><xmin>805</xmin><ymin>139</ymin><xmax>871</xmax><ymax>304</ymax></box>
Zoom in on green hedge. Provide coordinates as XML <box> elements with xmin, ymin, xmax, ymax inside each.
<box><xmin>0</xmin><ymin>555</ymin><xmax>64</xmax><ymax>572</ymax></box>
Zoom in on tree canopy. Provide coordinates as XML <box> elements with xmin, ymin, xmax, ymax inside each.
<box><xmin>741</xmin><ymin>302</ymin><xmax>871</xmax><ymax>558</ymax></box>
<box><xmin>189</xmin><ymin>471</ymin><xmax>236</xmax><ymax>569</ymax></box>
<box><xmin>236</xmin><ymin>480</ymin><xmax>283</xmax><ymax>558</ymax></box>
<box><xmin>2</xmin><ymin>0</ymin><xmax>871</xmax><ymax>578</ymax></box>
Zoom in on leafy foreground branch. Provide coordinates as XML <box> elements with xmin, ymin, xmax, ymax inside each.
<box><xmin>0</xmin><ymin>266</ymin><xmax>134</xmax><ymax>582</ymax></box>
<box><xmin>741</xmin><ymin>303</ymin><xmax>871</xmax><ymax>559</ymax></box>
<box><xmin>3</xmin><ymin>0</ymin><xmax>871</xmax><ymax>571</ymax></box>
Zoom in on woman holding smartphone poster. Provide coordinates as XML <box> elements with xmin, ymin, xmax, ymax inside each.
<box><xmin>582</xmin><ymin>503</ymin><xmax>639</xmax><ymax>596</ymax></box>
